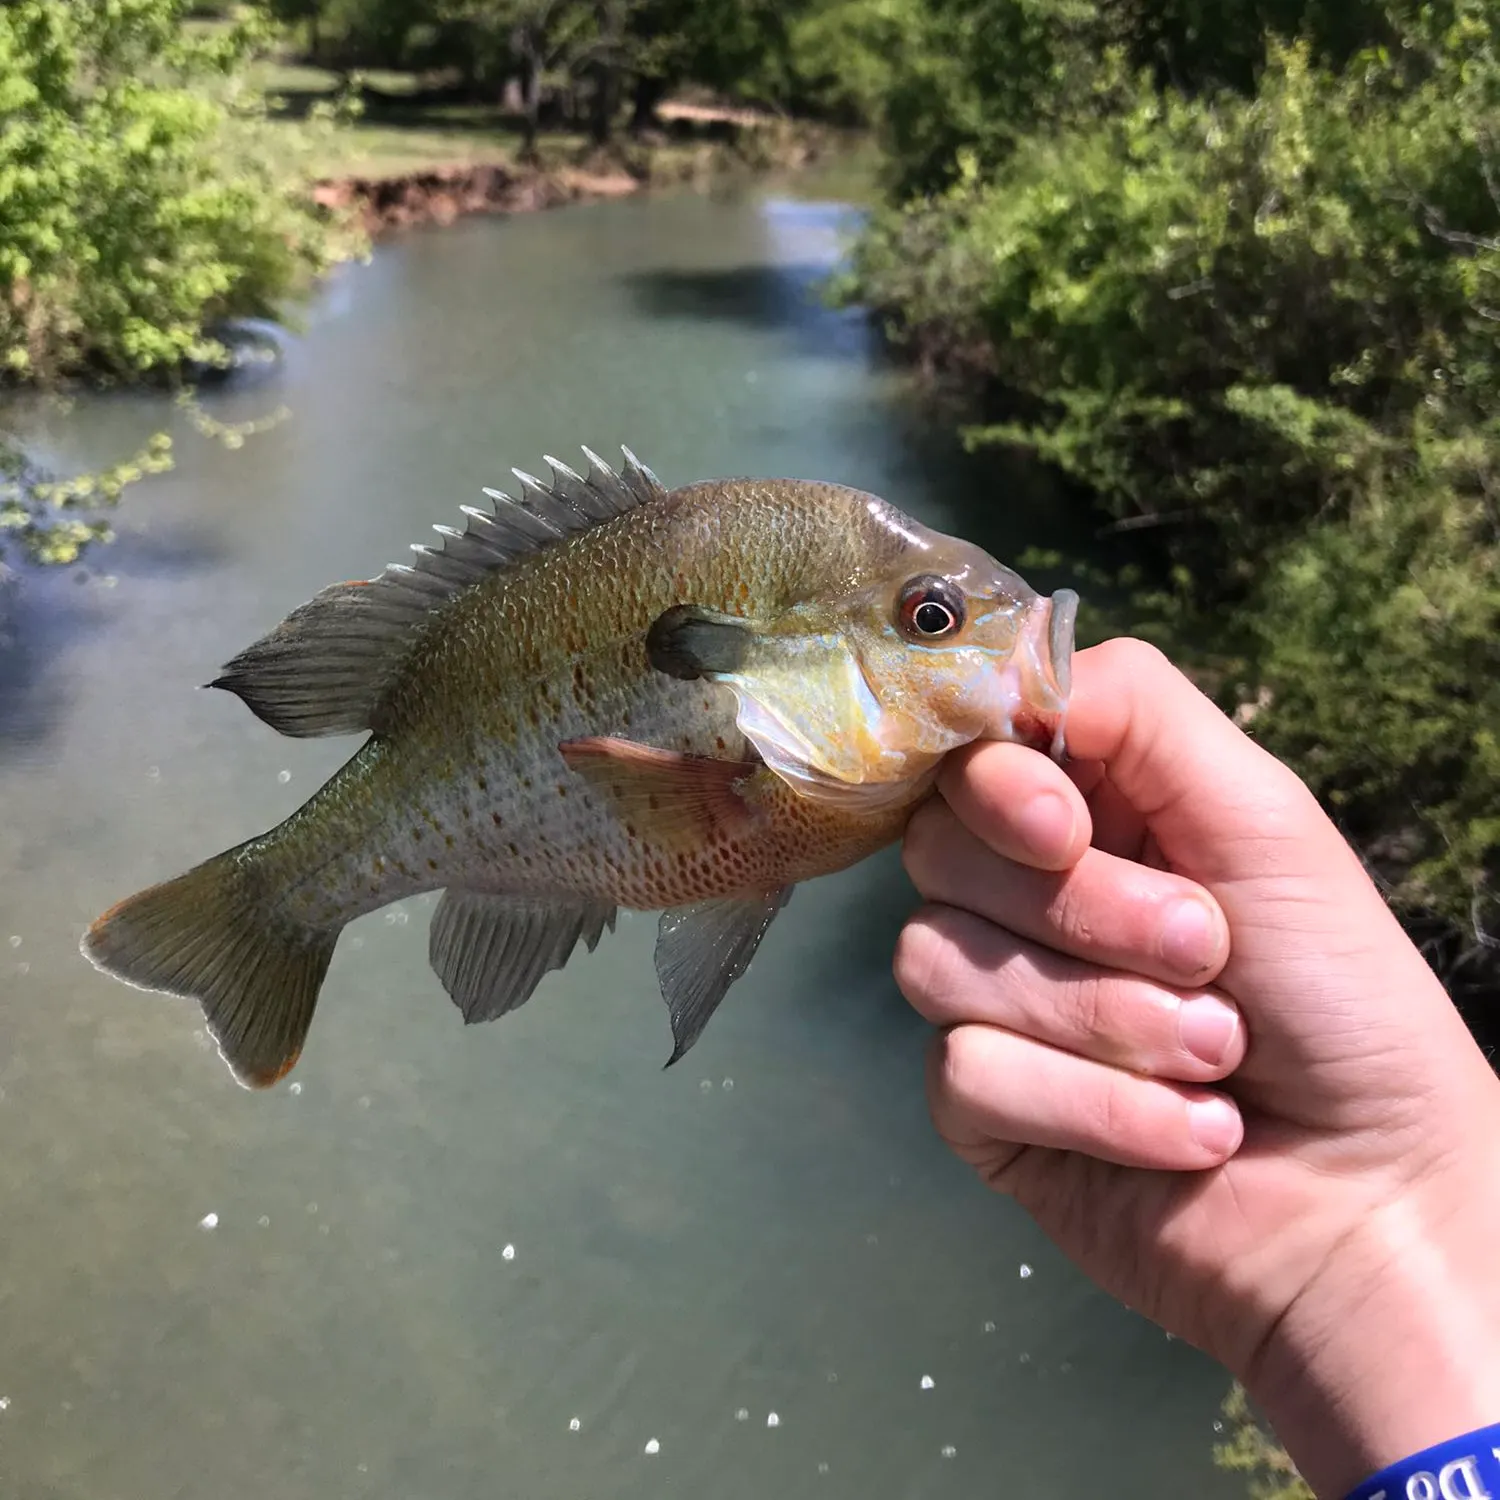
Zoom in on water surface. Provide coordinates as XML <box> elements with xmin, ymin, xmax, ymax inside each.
<box><xmin>0</xmin><ymin>183</ymin><xmax>1242</xmax><ymax>1499</ymax></box>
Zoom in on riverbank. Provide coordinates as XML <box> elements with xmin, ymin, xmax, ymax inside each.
<box><xmin>309</xmin><ymin>118</ymin><xmax>840</xmax><ymax>238</ymax></box>
<box><xmin>310</xmin><ymin>118</ymin><xmax>838</xmax><ymax>238</ymax></box>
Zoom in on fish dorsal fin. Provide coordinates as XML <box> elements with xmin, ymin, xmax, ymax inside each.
<box><xmin>429</xmin><ymin>889</ymin><xmax>617</xmax><ymax>1024</ymax></box>
<box><xmin>209</xmin><ymin>446</ymin><xmax>667</xmax><ymax>738</ymax></box>
<box><xmin>654</xmin><ymin>888</ymin><xmax>791</xmax><ymax>1065</ymax></box>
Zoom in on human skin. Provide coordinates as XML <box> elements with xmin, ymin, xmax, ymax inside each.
<box><xmin>893</xmin><ymin>638</ymin><xmax>1500</xmax><ymax>1498</ymax></box>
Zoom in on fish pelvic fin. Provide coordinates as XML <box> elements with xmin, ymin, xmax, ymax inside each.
<box><xmin>208</xmin><ymin>446</ymin><xmax>667</xmax><ymax>738</ymax></box>
<box><xmin>81</xmin><ymin>851</ymin><xmax>339</xmax><ymax>1089</ymax></box>
<box><xmin>655</xmin><ymin>887</ymin><xmax>792</xmax><ymax>1066</ymax></box>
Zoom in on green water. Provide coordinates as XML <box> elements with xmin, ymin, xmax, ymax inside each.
<box><xmin>0</xmin><ymin>183</ymin><xmax>1243</xmax><ymax>1499</ymax></box>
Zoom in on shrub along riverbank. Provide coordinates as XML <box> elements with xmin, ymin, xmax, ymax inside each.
<box><xmin>836</xmin><ymin>0</ymin><xmax>1500</xmax><ymax>1019</ymax></box>
<box><xmin>0</xmin><ymin>0</ymin><xmax>846</xmax><ymax>571</ymax></box>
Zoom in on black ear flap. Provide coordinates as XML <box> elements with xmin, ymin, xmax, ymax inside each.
<box><xmin>646</xmin><ymin>605</ymin><xmax>754</xmax><ymax>681</ymax></box>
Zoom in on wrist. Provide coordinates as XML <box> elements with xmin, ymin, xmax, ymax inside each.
<box><xmin>1243</xmin><ymin>1183</ymin><xmax>1500</xmax><ymax>1498</ymax></box>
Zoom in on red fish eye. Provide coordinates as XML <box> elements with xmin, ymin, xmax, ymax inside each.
<box><xmin>897</xmin><ymin>577</ymin><xmax>966</xmax><ymax>641</ymax></box>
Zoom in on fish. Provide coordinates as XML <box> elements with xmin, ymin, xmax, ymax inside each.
<box><xmin>81</xmin><ymin>447</ymin><xmax>1078</xmax><ymax>1088</ymax></box>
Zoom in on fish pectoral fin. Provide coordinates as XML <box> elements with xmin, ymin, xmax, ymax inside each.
<box><xmin>558</xmin><ymin>737</ymin><xmax>764</xmax><ymax>848</ymax></box>
<box><xmin>654</xmin><ymin>888</ymin><xmax>792</xmax><ymax>1066</ymax></box>
<box><xmin>646</xmin><ymin>604</ymin><xmax>755</xmax><ymax>681</ymax></box>
<box><xmin>428</xmin><ymin>890</ymin><xmax>617</xmax><ymax>1025</ymax></box>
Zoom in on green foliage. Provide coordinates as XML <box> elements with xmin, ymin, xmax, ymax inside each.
<box><xmin>846</xmin><ymin>2</ymin><xmax>1500</xmax><ymax>945</ymax></box>
<box><xmin>0</xmin><ymin>0</ymin><xmax>355</xmax><ymax>383</ymax></box>
<box><xmin>1213</xmin><ymin>1385</ymin><xmax>1314</xmax><ymax>1500</ymax></box>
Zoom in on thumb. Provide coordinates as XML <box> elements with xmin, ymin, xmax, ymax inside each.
<box><xmin>1063</xmin><ymin>641</ymin><xmax>1465</xmax><ymax>1095</ymax></box>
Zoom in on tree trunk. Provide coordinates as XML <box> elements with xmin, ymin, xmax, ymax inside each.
<box><xmin>519</xmin><ymin>49</ymin><xmax>541</xmax><ymax>161</ymax></box>
<box><xmin>630</xmin><ymin>74</ymin><xmax>667</xmax><ymax>134</ymax></box>
<box><xmin>589</xmin><ymin>62</ymin><xmax>618</xmax><ymax>146</ymax></box>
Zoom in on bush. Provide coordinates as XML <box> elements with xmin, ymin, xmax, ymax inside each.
<box><xmin>0</xmin><ymin>0</ymin><xmax>354</xmax><ymax>383</ymax></box>
<box><xmin>846</xmin><ymin>6</ymin><xmax>1500</xmax><ymax>952</ymax></box>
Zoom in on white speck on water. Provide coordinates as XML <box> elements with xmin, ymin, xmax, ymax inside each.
<box><xmin>101</xmin><ymin>574</ymin><xmax>118</xmax><ymax>589</ymax></box>
<box><xmin>721</xmin><ymin>1077</ymin><xmax>733</xmax><ymax>1091</ymax></box>
<box><xmin>257</xmin><ymin>1215</ymin><xmax>270</xmax><ymax>1228</ymax></box>
<box><xmin>941</xmin><ymin>1445</ymin><xmax>957</xmax><ymax>1460</ymax></box>
<box><xmin>1164</xmin><ymin>1331</ymin><xmax>1176</xmax><ymax>1342</ymax></box>
<box><xmin>1019</xmin><ymin>1263</ymin><xmax>1033</xmax><ymax>1279</ymax></box>
<box><xmin>0</xmin><ymin>1396</ymin><xmax>10</xmax><ymax>1411</ymax></box>
<box><xmin>357</xmin><ymin>1463</ymin><xmax>367</xmax><ymax>1474</ymax></box>
<box><xmin>382</xmin><ymin>909</ymin><xmax>409</xmax><ymax>926</ymax></box>
<box><xmin>568</xmin><ymin>1417</ymin><xmax>581</xmax><ymax>1433</ymax></box>
<box><xmin>288</xmin><ymin>1081</ymin><xmax>302</xmax><ymax>1096</ymax></box>
<box><xmin>8</xmin><ymin>935</ymin><xmax>19</xmax><ymax>948</ymax></box>
<box><xmin>735</xmin><ymin>1409</ymin><xmax>749</xmax><ymax>1422</ymax></box>
<box><xmin>277</xmin><ymin>769</ymin><xmax>291</xmax><ymax>784</ymax></box>
<box><xmin>318</xmin><ymin>1223</ymin><xmax>331</xmax><ymax>1235</ymax></box>
<box><xmin>147</xmin><ymin>766</ymin><xmax>160</xmax><ymax>781</ymax></box>
<box><xmin>982</xmin><ymin>1320</ymin><xmax>996</xmax><ymax>1334</ymax></box>
<box><xmin>350</xmin><ymin>936</ymin><xmax>365</xmax><ymax>950</ymax></box>
<box><xmin>1018</xmin><ymin>1352</ymin><xmax>1032</xmax><ymax>1365</ymax></box>
<box><xmin>818</xmin><ymin>1462</ymin><xmax>829</xmax><ymax>1475</ymax></box>
<box><xmin>766</xmin><ymin>1412</ymin><xmax>780</xmax><ymax>1429</ymax></box>
<box><xmin>1060</xmin><ymin>1361</ymin><xmax>1073</xmax><ymax>1374</ymax></box>
<box><xmin>919</xmin><ymin>1375</ymin><xmax>935</xmax><ymax>1391</ymax></box>
<box><xmin>1212</xmin><ymin>1420</ymin><xmax>1224</xmax><ymax>1434</ymax></box>
<box><xmin>643</xmin><ymin>1438</ymin><xmax>660</xmax><ymax>1455</ymax></box>
<box><xmin>502</xmin><ymin>1243</ymin><xmax>516</xmax><ymax>1261</ymax></box>
<box><xmin>16</xmin><ymin>962</ymin><xmax>28</xmax><ymax>976</ymax></box>
<box><xmin>306</xmin><ymin>1202</ymin><xmax>318</xmax><ymax>1215</ymax></box>
<box><xmin>865</xmin><ymin>1233</ymin><xmax>879</xmax><ymax>1246</ymax></box>
<box><xmin>745</xmin><ymin>370</ymin><xmax>759</xmax><ymax>384</ymax></box>
<box><xmin>358</xmin><ymin>1095</ymin><xmax>371</xmax><ymax>1109</ymax></box>
<box><xmin>199</xmin><ymin>1213</ymin><xmax>218</xmax><ymax>1231</ymax></box>
<box><xmin>700</xmin><ymin>1079</ymin><xmax>712</xmax><ymax>1092</ymax></box>
<box><xmin>826</xmin><ymin>1372</ymin><xmax>838</xmax><ymax>1384</ymax></box>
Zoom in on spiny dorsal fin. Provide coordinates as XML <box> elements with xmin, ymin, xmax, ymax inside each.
<box><xmin>209</xmin><ymin>446</ymin><xmax>666</xmax><ymax>738</ymax></box>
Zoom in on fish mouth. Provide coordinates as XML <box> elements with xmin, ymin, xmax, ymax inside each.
<box><xmin>1009</xmin><ymin>587</ymin><xmax>1079</xmax><ymax>762</ymax></box>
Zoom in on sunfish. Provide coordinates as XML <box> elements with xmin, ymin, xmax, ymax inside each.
<box><xmin>83</xmin><ymin>448</ymin><xmax>1078</xmax><ymax>1086</ymax></box>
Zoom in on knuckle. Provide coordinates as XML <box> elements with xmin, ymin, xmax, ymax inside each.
<box><xmin>892</xmin><ymin>912</ymin><xmax>951</xmax><ymax>1013</ymax></box>
<box><xmin>1044</xmin><ymin>874</ymin><xmax>1095</xmax><ymax>950</ymax></box>
<box><xmin>930</xmin><ymin>1025</ymin><xmax>982</xmax><ymax>1107</ymax></box>
<box><xmin>1061</xmin><ymin>970</ymin><xmax>1110</xmax><ymax>1047</ymax></box>
<box><xmin>900</xmin><ymin>799</ymin><xmax>947</xmax><ymax>889</ymax></box>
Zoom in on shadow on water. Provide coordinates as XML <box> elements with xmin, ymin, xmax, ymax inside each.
<box><xmin>618</xmin><ymin>262</ymin><xmax>871</xmax><ymax>359</ymax></box>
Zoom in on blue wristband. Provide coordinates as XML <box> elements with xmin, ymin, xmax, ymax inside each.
<box><xmin>1344</xmin><ymin>1425</ymin><xmax>1500</xmax><ymax>1500</ymax></box>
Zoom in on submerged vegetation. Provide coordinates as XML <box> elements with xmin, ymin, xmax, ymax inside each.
<box><xmin>834</xmin><ymin>0</ymin><xmax>1500</xmax><ymax>1003</ymax></box>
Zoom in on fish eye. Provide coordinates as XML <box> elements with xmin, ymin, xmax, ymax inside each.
<box><xmin>896</xmin><ymin>576</ymin><xmax>966</xmax><ymax>642</ymax></box>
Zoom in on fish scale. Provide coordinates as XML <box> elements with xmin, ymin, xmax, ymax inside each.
<box><xmin>82</xmin><ymin>448</ymin><xmax>1077</xmax><ymax>1090</ymax></box>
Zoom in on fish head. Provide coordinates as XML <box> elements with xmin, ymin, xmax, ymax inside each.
<box><xmin>648</xmin><ymin>504</ymin><xmax>1078</xmax><ymax>810</ymax></box>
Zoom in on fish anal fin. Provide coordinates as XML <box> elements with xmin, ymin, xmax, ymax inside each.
<box><xmin>210</xmin><ymin>447</ymin><xmax>667</xmax><ymax>739</ymax></box>
<box><xmin>654</xmin><ymin>888</ymin><xmax>792</xmax><ymax>1065</ymax></box>
<box><xmin>559</xmin><ymin>737</ymin><xmax>764</xmax><ymax>848</ymax></box>
<box><xmin>428</xmin><ymin>890</ymin><xmax>617</xmax><ymax>1025</ymax></box>
<box><xmin>82</xmin><ymin>851</ymin><xmax>339</xmax><ymax>1088</ymax></box>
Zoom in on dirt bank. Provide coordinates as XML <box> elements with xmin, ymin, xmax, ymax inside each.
<box><xmin>311</xmin><ymin>124</ymin><xmax>833</xmax><ymax>239</ymax></box>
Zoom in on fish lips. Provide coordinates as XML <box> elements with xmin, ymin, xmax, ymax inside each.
<box><xmin>1010</xmin><ymin>587</ymin><xmax>1079</xmax><ymax>762</ymax></box>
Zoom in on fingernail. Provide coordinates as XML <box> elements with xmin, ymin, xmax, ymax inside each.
<box><xmin>1160</xmin><ymin>898</ymin><xmax>1221</xmax><ymax>975</ymax></box>
<box><xmin>1014</xmin><ymin>791</ymin><xmax>1075</xmax><ymax>862</ymax></box>
<box><xmin>1178</xmin><ymin>996</ymin><xmax>1241</xmax><ymax>1067</ymax></box>
<box><xmin>1188</xmin><ymin>1097</ymin><xmax>1243</xmax><ymax>1157</ymax></box>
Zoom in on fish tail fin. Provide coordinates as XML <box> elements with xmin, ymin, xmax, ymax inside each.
<box><xmin>81</xmin><ymin>849</ymin><xmax>339</xmax><ymax>1089</ymax></box>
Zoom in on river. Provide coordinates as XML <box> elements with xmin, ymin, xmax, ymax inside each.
<box><xmin>0</xmin><ymin>179</ymin><xmax>1246</xmax><ymax>1499</ymax></box>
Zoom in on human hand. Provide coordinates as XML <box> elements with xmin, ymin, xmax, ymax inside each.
<box><xmin>895</xmin><ymin>638</ymin><xmax>1500</xmax><ymax>1497</ymax></box>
